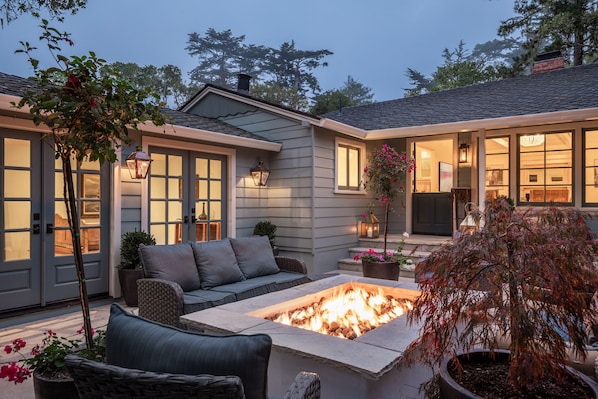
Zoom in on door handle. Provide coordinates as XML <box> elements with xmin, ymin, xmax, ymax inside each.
<box><xmin>46</xmin><ymin>223</ymin><xmax>54</xmax><ymax>234</ymax></box>
<box><xmin>183</xmin><ymin>216</ymin><xmax>189</xmax><ymax>224</ymax></box>
<box><xmin>33</xmin><ymin>224</ymin><xmax>40</xmax><ymax>234</ymax></box>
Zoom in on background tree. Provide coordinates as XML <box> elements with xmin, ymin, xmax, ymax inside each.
<box><xmin>0</xmin><ymin>0</ymin><xmax>86</xmax><ymax>26</ymax></box>
<box><xmin>404</xmin><ymin>40</ymin><xmax>518</xmax><ymax>96</ymax></box>
<box><xmin>310</xmin><ymin>75</ymin><xmax>374</xmax><ymax>115</ymax></box>
<box><xmin>263</xmin><ymin>40</ymin><xmax>332</xmax><ymax>96</ymax></box>
<box><xmin>108</xmin><ymin>61</ymin><xmax>194</xmax><ymax>108</ymax></box>
<box><xmin>498</xmin><ymin>0</ymin><xmax>598</xmax><ymax>67</ymax></box>
<box><xmin>15</xmin><ymin>20</ymin><xmax>166</xmax><ymax>348</ymax></box>
<box><xmin>250</xmin><ymin>81</ymin><xmax>309</xmax><ymax>111</ymax></box>
<box><xmin>186</xmin><ymin>28</ymin><xmax>246</xmax><ymax>88</ymax></box>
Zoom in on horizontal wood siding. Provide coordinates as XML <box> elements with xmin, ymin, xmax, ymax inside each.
<box><xmin>120</xmin><ymin>179</ymin><xmax>142</xmax><ymax>234</ymax></box>
<box><xmin>222</xmin><ymin>110</ymin><xmax>315</xmax><ymax>269</ymax></box>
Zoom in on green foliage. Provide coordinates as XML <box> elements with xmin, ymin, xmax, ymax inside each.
<box><xmin>498</xmin><ymin>0</ymin><xmax>598</xmax><ymax>67</ymax></box>
<box><xmin>0</xmin><ymin>0</ymin><xmax>87</xmax><ymax>27</ymax></box>
<box><xmin>253</xmin><ymin>220</ymin><xmax>277</xmax><ymax>247</ymax></box>
<box><xmin>119</xmin><ymin>230</ymin><xmax>156</xmax><ymax>269</ymax></box>
<box><xmin>250</xmin><ymin>82</ymin><xmax>309</xmax><ymax>112</ymax></box>
<box><xmin>405</xmin><ymin>197</ymin><xmax>598</xmax><ymax>392</ymax></box>
<box><xmin>310</xmin><ymin>75</ymin><xmax>374</xmax><ymax>115</ymax></box>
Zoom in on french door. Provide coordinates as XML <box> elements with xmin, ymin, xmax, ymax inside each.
<box><xmin>0</xmin><ymin>130</ymin><xmax>110</xmax><ymax>313</ymax></box>
<box><xmin>148</xmin><ymin>147</ymin><xmax>227</xmax><ymax>245</ymax></box>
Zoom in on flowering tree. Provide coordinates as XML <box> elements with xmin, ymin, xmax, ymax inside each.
<box><xmin>13</xmin><ymin>20</ymin><xmax>166</xmax><ymax>349</ymax></box>
<box><xmin>362</xmin><ymin>144</ymin><xmax>415</xmax><ymax>255</ymax></box>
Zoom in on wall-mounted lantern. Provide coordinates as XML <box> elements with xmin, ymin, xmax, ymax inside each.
<box><xmin>459</xmin><ymin>143</ymin><xmax>470</xmax><ymax>164</ymax></box>
<box><xmin>126</xmin><ymin>146</ymin><xmax>153</xmax><ymax>179</ymax></box>
<box><xmin>250</xmin><ymin>161</ymin><xmax>270</xmax><ymax>186</ymax></box>
<box><xmin>459</xmin><ymin>202</ymin><xmax>479</xmax><ymax>234</ymax></box>
<box><xmin>360</xmin><ymin>212</ymin><xmax>380</xmax><ymax>238</ymax></box>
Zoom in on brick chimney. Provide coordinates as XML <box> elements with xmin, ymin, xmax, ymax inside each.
<box><xmin>532</xmin><ymin>51</ymin><xmax>565</xmax><ymax>74</ymax></box>
<box><xmin>237</xmin><ymin>74</ymin><xmax>252</xmax><ymax>94</ymax></box>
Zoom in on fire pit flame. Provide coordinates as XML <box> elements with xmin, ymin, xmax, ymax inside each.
<box><xmin>266</xmin><ymin>284</ymin><xmax>413</xmax><ymax>340</ymax></box>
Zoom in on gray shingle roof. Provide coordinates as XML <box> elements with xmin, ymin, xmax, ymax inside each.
<box><xmin>0</xmin><ymin>72</ymin><xmax>272</xmax><ymax>143</ymax></box>
<box><xmin>324</xmin><ymin>63</ymin><xmax>598</xmax><ymax>130</ymax></box>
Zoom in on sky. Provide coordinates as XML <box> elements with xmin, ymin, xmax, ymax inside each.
<box><xmin>0</xmin><ymin>0</ymin><xmax>516</xmax><ymax>104</ymax></box>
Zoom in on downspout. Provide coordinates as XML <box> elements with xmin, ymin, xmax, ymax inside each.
<box><xmin>477</xmin><ymin>129</ymin><xmax>487</xmax><ymax>210</ymax></box>
<box><xmin>310</xmin><ymin>124</ymin><xmax>316</xmax><ymax>257</ymax></box>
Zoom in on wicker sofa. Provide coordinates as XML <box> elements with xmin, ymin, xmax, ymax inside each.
<box><xmin>137</xmin><ymin>236</ymin><xmax>311</xmax><ymax>327</ymax></box>
<box><xmin>65</xmin><ymin>304</ymin><xmax>320</xmax><ymax>399</ymax></box>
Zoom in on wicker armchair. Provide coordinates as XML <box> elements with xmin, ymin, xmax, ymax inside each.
<box><xmin>65</xmin><ymin>354</ymin><xmax>321</xmax><ymax>399</ymax></box>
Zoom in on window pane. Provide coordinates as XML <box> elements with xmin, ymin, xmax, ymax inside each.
<box><xmin>5</xmin><ymin>170</ymin><xmax>30</xmax><ymax>198</ymax></box>
<box><xmin>151</xmin><ymin>153</ymin><xmax>166</xmax><ymax>175</ymax></box>
<box><xmin>150</xmin><ymin>177</ymin><xmax>166</xmax><ymax>199</ymax></box>
<box><xmin>150</xmin><ymin>201</ymin><xmax>166</xmax><ymax>223</ymax></box>
<box><xmin>168</xmin><ymin>178</ymin><xmax>182</xmax><ymax>199</ymax></box>
<box><xmin>5</xmin><ymin>138</ymin><xmax>29</xmax><ymax>167</ymax></box>
<box><xmin>210</xmin><ymin>181</ymin><xmax>221</xmax><ymax>200</ymax></box>
<box><xmin>210</xmin><ymin>159</ymin><xmax>221</xmax><ymax>179</ymax></box>
<box><xmin>4</xmin><ymin>201</ymin><xmax>30</xmax><ymax>229</ymax></box>
<box><xmin>338</xmin><ymin>146</ymin><xmax>347</xmax><ymax>187</ymax></box>
<box><xmin>151</xmin><ymin>225</ymin><xmax>166</xmax><ymax>245</ymax></box>
<box><xmin>5</xmin><ymin>232</ymin><xmax>30</xmax><ymax>261</ymax></box>
<box><xmin>348</xmin><ymin>147</ymin><xmax>359</xmax><ymax>187</ymax></box>
<box><xmin>168</xmin><ymin>155</ymin><xmax>182</xmax><ymax>176</ymax></box>
<box><xmin>196</xmin><ymin>158</ymin><xmax>208</xmax><ymax>178</ymax></box>
<box><xmin>485</xmin><ymin>137</ymin><xmax>509</xmax><ymax>201</ymax></box>
<box><xmin>197</xmin><ymin>180</ymin><xmax>208</xmax><ymax>200</ymax></box>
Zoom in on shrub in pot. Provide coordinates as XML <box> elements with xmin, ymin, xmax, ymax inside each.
<box><xmin>253</xmin><ymin>220</ymin><xmax>278</xmax><ymax>255</ymax></box>
<box><xmin>118</xmin><ymin>230</ymin><xmax>156</xmax><ymax>307</ymax></box>
<box><xmin>404</xmin><ymin>196</ymin><xmax>598</xmax><ymax>398</ymax></box>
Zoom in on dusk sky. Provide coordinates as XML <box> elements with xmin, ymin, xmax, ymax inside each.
<box><xmin>0</xmin><ymin>0</ymin><xmax>516</xmax><ymax>103</ymax></box>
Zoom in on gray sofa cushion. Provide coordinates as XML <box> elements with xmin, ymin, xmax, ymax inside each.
<box><xmin>191</xmin><ymin>240</ymin><xmax>245</xmax><ymax>289</ymax></box>
<box><xmin>229</xmin><ymin>236</ymin><xmax>279</xmax><ymax>278</ymax></box>
<box><xmin>106</xmin><ymin>303</ymin><xmax>271</xmax><ymax>399</ymax></box>
<box><xmin>139</xmin><ymin>243</ymin><xmax>201</xmax><ymax>291</ymax></box>
<box><xmin>182</xmin><ymin>290</ymin><xmax>237</xmax><ymax>314</ymax></box>
<box><xmin>211</xmin><ymin>278</ymin><xmax>277</xmax><ymax>301</ymax></box>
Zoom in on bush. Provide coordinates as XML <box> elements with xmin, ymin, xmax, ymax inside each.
<box><xmin>253</xmin><ymin>220</ymin><xmax>277</xmax><ymax>247</ymax></box>
<box><xmin>119</xmin><ymin>230</ymin><xmax>156</xmax><ymax>269</ymax></box>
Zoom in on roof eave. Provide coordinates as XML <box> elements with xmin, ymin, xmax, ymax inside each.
<box><xmin>364</xmin><ymin>108</ymin><xmax>598</xmax><ymax>139</ymax></box>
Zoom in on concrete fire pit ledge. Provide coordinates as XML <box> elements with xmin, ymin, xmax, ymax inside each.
<box><xmin>181</xmin><ymin>274</ymin><xmax>431</xmax><ymax>399</ymax></box>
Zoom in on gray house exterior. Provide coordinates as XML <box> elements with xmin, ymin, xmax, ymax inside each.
<box><xmin>1</xmin><ymin>57</ymin><xmax>598</xmax><ymax>313</ymax></box>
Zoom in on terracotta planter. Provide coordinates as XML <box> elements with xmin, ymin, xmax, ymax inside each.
<box><xmin>118</xmin><ymin>268</ymin><xmax>144</xmax><ymax>307</ymax></box>
<box><xmin>361</xmin><ymin>260</ymin><xmax>400</xmax><ymax>281</ymax></box>
<box><xmin>33</xmin><ymin>371</ymin><xmax>78</xmax><ymax>399</ymax></box>
<box><xmin>439</xmin><ymin>350</ymin><xmax>598</xmax><ymax>399</ymax></box>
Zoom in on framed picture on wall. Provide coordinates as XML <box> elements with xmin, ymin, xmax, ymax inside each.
<box><xmin>439</xmin><ymin>162</ymin><xmax>453</xmax><ymax>192</ymax></box>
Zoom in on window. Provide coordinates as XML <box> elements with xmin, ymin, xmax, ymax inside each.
<box><xmin>485</xmin><ymin>136</ymin><xmax>510</xmax><ymax>201</ymax></box>
<box><xmin>519</xmin><ymin>131</ymin><xmax>572</xmax><ymax>205</ymax></box>
<box><xmin>583</xmin><ymin>129</ymin><xmax>598</xmax><ymax>205</ymax></box>
<box><xmin>336</xmin><ymin>138</ymin><xmax>365</xmax><ymax>192</ymax></box>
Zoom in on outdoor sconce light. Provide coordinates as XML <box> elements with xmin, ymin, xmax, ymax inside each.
<box><xmin>250</xmin><ymin>161</ymin><xmax>270</xmax><ymax>186</ymax></box>
<box><xmin>360</xmin><ymin>212</ymin><xmax>380</xmax><ymax>238</ymax></box>
<box><xmin>459</xmin><ymin>202</ymin><xmax>479</xmax><ymax>234</ymax></box>
<box><xmin>126</xmin><ymin>146</ymin><xmax>153</xmax><ymax>179</ymax></box>
<box><xmin>459</xmin><ymin>143</ymin><xmax>470</xmax><ymax>164</ymax></box>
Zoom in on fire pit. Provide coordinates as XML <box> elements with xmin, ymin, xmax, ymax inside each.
<box><xmin>181</xmin><ymin>274</ymin><xmax>432</xmax><ymax>399</ymax></box>
<box><xmin>263</xmin><ymin>283</ymin><xmax>413</xmax><ymax>340</ymax></box>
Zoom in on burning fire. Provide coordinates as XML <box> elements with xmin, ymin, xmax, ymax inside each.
<box><xmin>266</xmin><ymin>285</ymin><xmax>413</xmax><ymax>340</ymax></box>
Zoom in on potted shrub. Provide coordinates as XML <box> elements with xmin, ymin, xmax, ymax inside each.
<box><xmin>118</xmin><ymin>230</ymin><xmax>156</xmax><ymax>307</ymax></box>
<box><xmin>355</xmin><ymin>144</ymin><xmax>415</xmax><ymax>278</ymax></box>
<box><xmin>253</xmin><ymin>220</ymin><xmax>278</xmax><ymax>255</ymax></box>
<box><xmin>404</xmin><ymin>196</ymin><xmax>598</xmax><ymax>398</ymax></box>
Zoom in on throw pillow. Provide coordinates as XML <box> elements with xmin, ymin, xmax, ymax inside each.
<box><xmin>191</xmin><ymin>240</ymin><xmax>245</xmax><ymax>289</ymax></box>
<box><xmin>106</xmin><ymin>304</ymin><xmax>271</xmax><ymax>399</ymax></box>
<box><xmin>229</xmin><ymin>236</ymin><xmax>279</xmax><ymax>278</ymax></box>
<box><xmin>139</xmin><ymin>243</ymin><xmax>201</xmax><ymax>291</ymax></box>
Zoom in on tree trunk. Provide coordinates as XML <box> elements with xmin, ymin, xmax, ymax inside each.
<box><xmin>62</xmin><ymin>155</ymin><xmax>93</xmax><ymax>349</ymax></box>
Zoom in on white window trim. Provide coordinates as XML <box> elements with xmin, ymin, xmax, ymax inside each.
<box><xmin>334</xmin><ymin>137</ymin><xmax>366</xmax><ymax>194</ymax></box>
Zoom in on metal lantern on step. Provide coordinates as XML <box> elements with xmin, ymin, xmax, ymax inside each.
<box><xmin>360</xmin><ymin>212</ymin><xmax>380</xmax><ymax>238</ymax></box>
<box><xmin>459</xmin><ymin>202</ymin><xmax>479</xmax><ymax>234</ymax></box>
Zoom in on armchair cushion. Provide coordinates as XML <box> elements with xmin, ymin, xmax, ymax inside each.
<box><xmin>229</xmin><ymin>236</ymin><xmax>279</xmax><ymax>278</ymax></box>
<box><xmin>106</xmin><ymin>304</ymin><xmax>271</xmax><ymax>399</ymax></box>
<box><xmin>191</xmin><ymin>240</ymin><xmax>245</xmax><ymax>289</ymax></box>
<box><xmin>139</xmin><ymin>243</ymin><xmax>201</xmax><ymax>291</ymax></box>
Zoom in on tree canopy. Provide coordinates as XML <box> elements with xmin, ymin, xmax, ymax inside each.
<box><xmin>0</xmin><ymin>0</ymin><xmax>87</xmax><ymax>27</ymax></box>
<box><xmin>310</xmin><ymin>75</ymin><xmax>374</xmax><ymax>115</ymax></box>
<box><xmin>498</xmin><ymin>0</ymin><xmax>598</xmax><ymax>67</ymax></box>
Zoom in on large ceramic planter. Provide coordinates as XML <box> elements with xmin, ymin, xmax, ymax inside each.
<box><xmin>439</xmin><ymin>350</ymin><xmax>598</xmax><ymax>399</ymax></box>
<box><xmin>33</xmin><ymin>371</ymin><xmax>78</xmax><ymax>399</ymax></box>
<box><xmin>118</xmin><ymin>268</ymin><xmax>144</xmax><ymax>307</ymax></box>
<box><xmin>361</xmin><ymin>260</ymin><xmax>400</xmax><ymax>281</ymax></box>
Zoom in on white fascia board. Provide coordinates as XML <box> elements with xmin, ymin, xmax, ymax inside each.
<box><xmin>364</xmin><ymin>108</ymin><xmax>598</xmax><ymax>140</ymax></box>
<box><xmin>318</xmin><ymin>118</ymin><xmax>367</xmax><ymax>139</ymax></box>
<box><xmin>137</xmin><ymin>121</ymin><xmax>282</xmax><ymax>152</ymax></box>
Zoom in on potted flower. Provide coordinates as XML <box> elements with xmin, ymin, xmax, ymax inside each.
<box><xmin>356</xmin><ymin>144</ymin><xmax>415</xmax><ymax>278</ymax></box>
<box><xmin>1</xmin><ymin>327</ymin><xmax>105</xmax><ymax>399</ymax></box>
<box><xmin>404</xmin><ymin>196</ymin><xmax>598</xmax><ymax>398</ymax></box>
<box><xmin>118</xmin><ymin>230</ymin><xmax>156</xmax><ymax>307</ymax></box>
<box><xmin>354</xmin><ymin>232</ymin><xmax>413</xmax><ymax>280</ymax></box>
